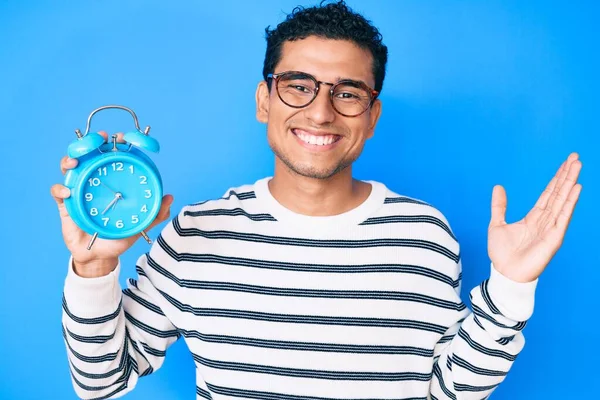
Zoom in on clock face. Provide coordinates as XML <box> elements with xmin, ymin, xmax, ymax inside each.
<box><xmin>80</xmin><ymin>159</ymin><xmax>161</xmax><ymax>236</ymax></box>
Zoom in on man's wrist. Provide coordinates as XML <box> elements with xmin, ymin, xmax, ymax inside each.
<box><xmin>72</xmin><ymin>258</ymin><xmax>118</xmax><ymax>278</ymax></box>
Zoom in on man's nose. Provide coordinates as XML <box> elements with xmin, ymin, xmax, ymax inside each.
<box><xmin>303</xmin><ymin>85</ymin><xmax>336</xmax><ymax>125</ymax></box>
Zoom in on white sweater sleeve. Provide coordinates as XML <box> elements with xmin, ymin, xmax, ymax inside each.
<box><xmin>429</xmin><ymin>259</ymin><xmax>538</xmax><ymax>399</ymax></box>
<box><xmin>61</xmin><ymin>224</ymin><xmax>181</xmax><ymax>399</ymax></box>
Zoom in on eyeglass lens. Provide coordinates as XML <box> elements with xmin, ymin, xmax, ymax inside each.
<box><xmin>276</xmin><ymin>72</ymin><xmax>372</xmax><ymax>116</ymax></box>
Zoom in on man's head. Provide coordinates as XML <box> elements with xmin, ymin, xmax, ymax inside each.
<box><xmin>256</xmin><ymin>1</ymin><xmax>388</xmax><ymax>180</ymax></box>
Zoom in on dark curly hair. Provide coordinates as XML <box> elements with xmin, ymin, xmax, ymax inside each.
<box><xmin>263</xmin><ymin>0</ymin><xmax>388</xmax><ymax>94</ymax></box>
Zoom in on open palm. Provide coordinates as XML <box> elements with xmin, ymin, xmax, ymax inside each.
<box><xmin>488</xmin><ymin>153</ymin><xmax>582</xmax><ymax>283</ymax></box>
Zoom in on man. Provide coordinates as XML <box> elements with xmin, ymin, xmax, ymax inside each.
<box><xmin>51</xmin><ymin>1</ymin><xmax>582</xmax><ymax>399</ymax></box>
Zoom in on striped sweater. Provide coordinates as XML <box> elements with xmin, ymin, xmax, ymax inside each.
<box><xmin>62</xmin><ymin>177</ymin><xmax>537</xmax><ymax>400</ymax></box>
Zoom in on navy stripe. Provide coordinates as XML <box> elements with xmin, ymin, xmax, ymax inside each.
<box><xmin>455</xmin><ymin>382</ymin><xmax>498</xmax><ymax>392</ymax></box>
<box><xmin>437</xmin><ymin>334</ymin><xmax>453</xmax><ymax>344</ymax></box>
<box><xmin>123</xmin><ymin>311</ymin><xmax>180</xmax><ymax>339</ymax></box>
<box><xmin>144</xmin><ymin>256</ymin><xmax>463</xmax><ymax>311</ymax></box>
<box><xmin>193</xmin><ymin>354</ymin><xmax>432</xmax><ymax>381</ymax></box>
<box><xmin>480</xmin><ymin>280</ymin><xmax>501</xmax><ymax>315</ymax></box>
<box><xmin>64</xmin><ymin>325</ymin><xmax>115</xmax><ymax>344</ymax></box>
<box><xmin>63</xmin><ymin>328</ymin><xmax>118</xmax><ymax>363</ymax></box>
<box><xmin>156</xmin><ymin>288</ymin><xmax>447</xmax><ymax>333</ymax></box>
<box><xmin>178</xmin><ymin>328</ymin><xmax>434</xmax><ymax>356</ymax></box>
<box><xmin>433</xmin><ymin>362</ymin><xmax>457</xmax><ymax>400</ymax></box>
<box><xmin>69</xmin><ymin>356</ymin><xmax>125</xmax><ymax>381</ymax></box>
<box><xmin>457</xmin><ymin>328</ymin><xmax>516</xmax><ymax>361</ymax></box>
<box><xmin>360</xmin><ymin>215</ymin><xmax>456</xmax><ymax>241</ymax></box>
<box><xmin>68</xmin><ymin>359</ymin><xmax>131</xmax><ymax>392</ymax></box>
<box><xmin>384</xmin><ymin>197</ymin><xmax>429</xmax><ymax>206</ymax></box>
<box><xmin>452</xmin><ymin>355</ymin><xmax>507</xmax><ymax>377</ymax></box>
<box><xmin>197</xmin><ymin>386</ymin><xmax>213</xmax><ymax>399</ymax></box>
<box><xmin>124</xmin><ymin>285</ymin><xmax>165</xmax><ymax>316</ymax></box>
<box><xmin>496</xmin><ymin>336</ymin><xmax>515</xmax><ymax>345</ymax></box>
<box><xmin>155</xmin><ymin>236</ymin><xmax>459</xmax><ymax>287</ymax></box>
<box><xmin>129</xmin><ymin>338</ymin><xmax>153</xmax><ymax>375</ymax></box>
<box><xmin>172</xmin><ymin>218</ymin><xmax>459</xmax><ymax>263</ymax></box>
<box><xmin>138</xmin><ymin>340</ymin><xmax>166</xmax><ymax>358</ymax></box>
<box><xmin>62</xmin><ymin>295</ymin><xmax>121</xmax><ymax>325</ymax></box>
<box><xmin>66</xmin><ymin>338</ymin><xmax>129</xmax><ymax>380</ymax></box>
<box><xmin>70</xmin><ymin>378</ymin><xmax>129</xmax><ymax>400</ymax></box>
<box><xmin>184</xmin><ymin>207</ymin><xmax>276</xmax><ymax>221</ymax></box>
<box><xmin>85</xmin><ymin>384</ymin><xmax>129</xmax><ymax>400</ymax></box>
<box><xmin>140</xmin><ymin>365</ymin><xmax>154</xmax><ymax>377</ymax></box>
<box><xmin>191</xmin><ymin>190</ymin><xmax>256</xmax><ymax>206</ymax></box>
<box><xmin>471</xmin><ymin>302</ymin><xmax>526</xmax><ymax>331</ymax></box>
<box><xmin>207</xmin><ymin>382</ymin><xmax>427</xmax><ymax>400</ymax></box>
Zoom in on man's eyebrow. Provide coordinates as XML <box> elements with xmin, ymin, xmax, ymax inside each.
<box><xmin>334</xmin><ymin>76</ymin><xmax>369</xmax><ymax>87</ymax></box>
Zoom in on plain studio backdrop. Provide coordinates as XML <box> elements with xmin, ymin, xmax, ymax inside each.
<box><xmin>0</xmin><ymin>1</ymin><xmax>597</xmax><ymax>399</ymax></box>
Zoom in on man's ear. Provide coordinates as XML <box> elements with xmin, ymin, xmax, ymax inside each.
<box><xmin>256</xmin><ymin>81</ymin><xmax>270</xmax><ymax>124</ymax></box>
<box><xmin>366</xmin><ymin>99</ymin><xmax>382</xmax><ymax>139</ymax></box>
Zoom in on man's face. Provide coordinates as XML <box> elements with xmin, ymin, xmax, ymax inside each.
<box><xmin>256</xmin><ymin>36</ymin><xmax>382</xmax><ymax>180</ymax></box>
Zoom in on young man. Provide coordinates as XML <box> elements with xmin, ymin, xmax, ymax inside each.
<box><xmin>52</xmin><ymin>1</ymin><xmax>582</xmax><ymax>399</ymax></box>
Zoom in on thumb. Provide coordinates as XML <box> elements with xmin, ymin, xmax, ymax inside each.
<box><xmin>489</xmin><ymin>185</ymin><xmax>507</xmax><ymax>228</ymax></box>
<box><xmin>148</xmin><ymin>194</ymin><xmax>175</xmax><ymax>230</ymax></box>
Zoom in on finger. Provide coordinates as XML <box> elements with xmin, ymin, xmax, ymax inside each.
<box><xmin>556</xmin><ymin>183</ymin><xmax>582</xmax><ymax>233</ymax></box>
<box><xmin>98</xmin><ymin>130</ymin><xmax>127</xmax><ymax>143</ymax></box>
<box><xmin>98</xmin><ymin>130</ymin><xmax>109</xmax><ymax>142</ymax></box>
<box><xmin>546</xmin><ymin>153</ymin><xmax>579</xmax><ymax>212</ymax></box>
<box><xmin>124</xmin><ymin>195</ymin><xmax>174</xmax><ymax>246</ymax></box>
<box><xmin>60</xmin><ymin>156</ymin><xmax>79</xmax><ymax>175</ymax></box>
<box><xmin>489</xmin><ymin>185</ymin><xmax>507</xmax><ymax>228</ymax></box>
<box><xmin>148</xmin><ymin>195</ymin><xmax>175</xmax><ymax>230</ymax></box>
<box><xmin>115</xmin><ymin>132</ymin><xmax>127</xmax><ymax>143</ymax></box>
<box><xmin>534</xmin><ymin>160</ymin><xmax>564</xmax><ymax>210</ymax></box>
<box><xmin>50</xmin><ymin>184</ymin><xmax>71</xmax><ymax>205</ymax></box>
<box><xmin>550</xmin><ymin>158</ymin><xmax>582</xmax><ymax>218</ymax></box>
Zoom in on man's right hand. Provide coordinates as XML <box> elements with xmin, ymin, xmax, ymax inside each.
<box><xmin>50</xmin><ymin>131</ymin><xmax>174</xmax><ymax>278</ymax></box>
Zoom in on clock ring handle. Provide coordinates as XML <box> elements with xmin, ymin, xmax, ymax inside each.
<box><xmin>83</xmin><ymin>105</ymin><xmax>145</xmax><ymax>136</ymax></box>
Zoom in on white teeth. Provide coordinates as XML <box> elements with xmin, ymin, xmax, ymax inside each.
<box><xmin>296</xmin><ymin>131</ymin><xmax>337</xmax><ymax>146</ymax></box>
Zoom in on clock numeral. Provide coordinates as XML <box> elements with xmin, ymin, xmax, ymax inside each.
<box><xmin>85</xmin><ymin>193</ymin><xmax>93</xmax><ymax>202</ymax></box>
<box><xmin>129</xmin><ymin>165</ymin><xmax>134</xmax><ymax>174</ymax></box>
<box><xmin>97</xmin><ymin>167</ymin><xmax>107</xmax><ymax>176</ymax></box>
<box><xmin>88</xmin><ymin>178</ymin><xmax>101</xmax><ymax>187</ymax></box>
<box><xmin>90</xmin><ymin>208</ymin><xmax>98</xmax><ymax>216</ymax></box>
<box><xmin>112</xmin><ymin>162</ymin><xmax>124</xmax><ymax>171</ymax></box>
<box><xmin>131</xmin><ymin>215</ymin><xmax>139</xmax><ymax>224</ymax></box>
<box><xmin>141</xmin><ymin>205</ymin><xmax>148</xmax><ymax>213</ymax></box>
<box><xmin>144</xmin><ymin>190</ymin><xmax>152</xmax><ymax>198</ymax></box>
<box><xmin>102</xmin><ymin>217</ymin><xmax>110</xmax><ymax>226</ymax></box>
<box><xmin>139</xmin><ymin>176</ymin><xmax>147</xmax><ymax>185</ymax></box>
<box><xmin>116</xmin><ymin>220</ymin><xmax>124</xmax><ymax>229</ymax></box>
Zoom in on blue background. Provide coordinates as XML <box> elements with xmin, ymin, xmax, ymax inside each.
<box><xmin>0</xmin><ymin>1</ymin><xmax>597</xmax><ymax>399</ymax></box>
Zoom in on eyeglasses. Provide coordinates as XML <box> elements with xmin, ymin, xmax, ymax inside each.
<box><xmin>266</xmin><ymin>71</ymin><xmax>379</xmax><ymax>117</ymax></box>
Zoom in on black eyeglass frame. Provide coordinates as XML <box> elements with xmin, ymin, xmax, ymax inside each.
<box><xmin>266</xmin><ymin>70</ymin><xmax>379</xmax><ymax>117</ymax></box>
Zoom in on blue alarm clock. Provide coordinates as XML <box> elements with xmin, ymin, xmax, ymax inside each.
<box><xmin>64</xmin><ymin>105</ymin><xmax>162</xmax><ymax>250</ymax></box>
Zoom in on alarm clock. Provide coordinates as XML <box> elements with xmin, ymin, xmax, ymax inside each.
<box><xmin>64</xmin><ymin>105</ymin><xmax>162</xmax><ymax>250</ymax></box>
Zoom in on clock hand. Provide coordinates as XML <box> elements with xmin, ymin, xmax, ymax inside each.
<box><xmin>110</xmin><ymin>192</ymin><xmax>124</xmax><ymax>211</ymax></box>
<box><xmin>100</xmin><ymin>181</ymin><xmax>118</xmax><ymax>195</ymax></box>
<box><xmin>101</xmin><ymin>192</ymin><xmax>123</xmax><ymax>215</ymax></box>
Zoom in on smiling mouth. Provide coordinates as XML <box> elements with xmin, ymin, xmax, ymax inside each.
<box><xmin>291</xmin><ymin>128</ymin><xmax>342</xmax><ymax>146</ymax></box>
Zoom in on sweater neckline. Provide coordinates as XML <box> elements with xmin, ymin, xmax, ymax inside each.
<box><xmin>253</xmin><ymin>176</ymin><xmax>387</xmax><ymax>230</ymax></box>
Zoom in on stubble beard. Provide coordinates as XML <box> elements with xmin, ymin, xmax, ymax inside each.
<box><xmin>269</xmin><ymin>139</ymin><xmax>360</xmax><ymax>180</ymax></box>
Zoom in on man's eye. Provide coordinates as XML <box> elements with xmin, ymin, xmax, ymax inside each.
<box><xmin>336</xmin><ymin>92</ymin><xmax>359</xmax><ymax>99</ymax></box>
<box><xmin>287</xmin><ymin>84</ymin><xmax>311</xmax><ymax>93</ymax></box>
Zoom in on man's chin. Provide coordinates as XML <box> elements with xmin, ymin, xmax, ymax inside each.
<box><xmin>285</xmin><ymin>161</ymin><xmax>350</xmax><ymax>180</ymax></box>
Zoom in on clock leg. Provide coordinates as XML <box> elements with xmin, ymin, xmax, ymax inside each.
<box><xmin>140</xmin><ymin>230</ymin><xmax>152</xmax><ymax>244</ymax></box>
<box><xmin>87</xmin><ymin>232</ymin><xmax>98</xmax><ymax>250</ymax></box>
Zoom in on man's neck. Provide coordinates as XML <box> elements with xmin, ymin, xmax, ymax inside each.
<box><xmin>268</xmin><ymin>164</ymin><xmax>372</xmax><ymax>217</ymax></box>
